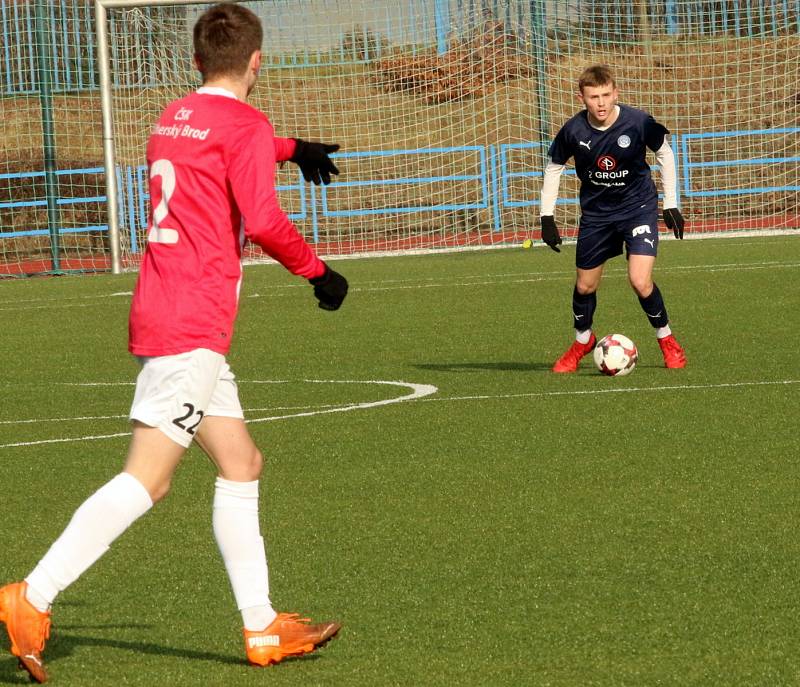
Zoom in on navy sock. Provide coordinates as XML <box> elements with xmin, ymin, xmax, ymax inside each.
<box><xmin>638</xmin><ymin>283</ymin><xmax>669</xmax><ymax>328</ymax></box>
<box><xmin>572</xmin><ymin>286</ymin><xmax>596</xmax><ymax>331</ymax></box>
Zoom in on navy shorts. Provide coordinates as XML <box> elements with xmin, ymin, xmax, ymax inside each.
<box><xmin>575</xmin><ymin>204</ymin><xmax>659</xmax><ymax>270</ymax></box>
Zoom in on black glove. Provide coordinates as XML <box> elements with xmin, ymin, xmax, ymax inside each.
<box><xmin>663</xmin><ymin>207</ymin><xmax>685</xmax><ymax>239</ymax></box>
<box><xmin>290</xmin><ymin>139</ymin><xmax>340</xmax><ymax>185</ymax></box>
<box><xmin>309</xmin><ymin>264</ymin><xmax>348</xmax><ymax>311</ymax></box>
<box><xmin>540</xmin><ymin>215</ymin><xmax>562</xmax><ymax>253</ymax></box>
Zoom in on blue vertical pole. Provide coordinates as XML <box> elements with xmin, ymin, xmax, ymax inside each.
<box><xmin>530</xmin><ymin>0</ymin><xmax>549</xmax><ymax>147</ymax></box>
<box><xmin>34</xmin><ymin>0</ymin><xmax>61</xmax><ymax>271</ymax></box>
<box><xmin>434</xmin><ymin>0</ymin><xmax>450</xmax><ymax>55</ymax></box>
<box><xmin>745</xmin><ymin>0</ymin><xmax>754</xmax><ymax>36</ymax></box>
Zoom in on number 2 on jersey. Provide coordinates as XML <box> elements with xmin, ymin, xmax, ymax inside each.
<box><xmin>147</xmin><ymin>159</ymin><xmax>179</xmax><ymax>244</ymax></box>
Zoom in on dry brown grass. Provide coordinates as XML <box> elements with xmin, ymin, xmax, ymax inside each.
<box><xmin>1</xmin><ymin>32</ymin><xmax>798</xmax><ymax>260</ymax></box>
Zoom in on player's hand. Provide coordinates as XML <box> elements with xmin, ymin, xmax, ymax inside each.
<box><xmin>540</xmin><ymin>215</ymin><xmax>562</xmax><ymax>253</ymax></box>
<box><xmin>290</xmin><ymin>139</ymin><xmax>340</xmax><ymax>185</ymax></box>
<box><xmin>309</xmin><ymin>264</ymin><xmax>348</xmax><ymax>311</ymax></box>
<box><xmin>663</xmin><ymin>207</ymin><xmax>685</xmax><ymax>239</ymax></box>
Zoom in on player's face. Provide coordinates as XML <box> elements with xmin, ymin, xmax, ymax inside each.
<box><xmin>578</xmin><ymin>83</ymin><xmax>619</xmax><ymax>126</ymax></box>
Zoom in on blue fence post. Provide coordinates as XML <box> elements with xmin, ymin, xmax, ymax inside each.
<box><xmin>488</xmin><ymin>145</ymin><xmax>502</xmax><ymax>233</ymax></box>
<box><xmin>664</xmin><ymin>0</ymin><xmax>680</xmax><ymax>36</ymax></box>
<box><xmin>310</xmin><ymin>177</ymin><xmax>319</xmax><ymax>243</ymax></box>
<box><xmin>434</xmin><ymin>0</ymin><xmax>450</xmax><ymax>55</ymax></box>
<box><xmin>530</xmin><ymin>0</ymin><xmax>550</xmax><ymax>158</ymax></box>
<box><xmin>33</xmin><ymin>0</ymin><xmax>61</xmax><ymax>271</ymax></box>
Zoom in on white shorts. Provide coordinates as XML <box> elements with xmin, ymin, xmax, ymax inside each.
<box><xmin>129</xmin><ymin>348</ymin><xmax>244</xmax><ymax>448</ymax></box>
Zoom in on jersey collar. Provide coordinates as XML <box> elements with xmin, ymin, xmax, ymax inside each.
<box><xmin>196</xmin><ymin>86</ymin><xmax>238</xmax><ymax>100</ymax></box>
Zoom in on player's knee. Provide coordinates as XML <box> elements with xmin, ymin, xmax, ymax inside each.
<box><xmin>148</xmin><ymin>477</ymin><xmax>173</xmax><ymax>504</ymax></box>
<box><xmin>629</xmin><ymin>275</ymin><xmax>653</xmax><ymax>298</ymax></box>
<box><xmin>247</xmin><ymin>447</ymin><xmax>264</xmax><ymax>479</ymax></box>
<box><xmin>234</xmin><ymin>446</ymin><xmax>263</xmax><ymax>481</ymax></box>
<box><xmin>575</xmin><ymin>281</ymin><xmax>598</xmax><ymax>296</ymax></box>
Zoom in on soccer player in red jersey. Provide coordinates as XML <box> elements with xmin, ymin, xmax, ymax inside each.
<box><xmin>0</xmin><ymin>5</ymin><xmax>346</xmax><ymax>681</ymax></box>
<box><xmin>538</xmin><ymin>65</ymin><xmax>687</xmax><ymax>372</ymax></box>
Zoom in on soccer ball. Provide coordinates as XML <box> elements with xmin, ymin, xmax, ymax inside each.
<box><xmin>593</xmin><ymin>334</ymin><xmax>638</xmax><ymax>377</ymax></box>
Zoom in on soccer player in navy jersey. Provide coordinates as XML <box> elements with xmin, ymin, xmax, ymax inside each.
<box><xmin>539</xmin><ymin>64</ymin><xmax>687</xmax><ymax>372</ymax></box>
<box><xmin>0</xmin><ymin>5</ymin><xmax>345</xmax><ymax>682</ymax></box>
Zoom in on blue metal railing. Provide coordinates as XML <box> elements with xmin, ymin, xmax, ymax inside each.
<box><xmin>2</xmin><ymin>128</ymin><xmax>796</xmax><ymax>245</ymax></box>
<box><xmin>680</xmin><ymin>128</ymin><xmax>800</xmax><ymax>198</ymax></box>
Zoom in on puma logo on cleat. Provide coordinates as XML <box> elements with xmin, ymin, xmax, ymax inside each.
<box><xmin>248</xmin><ymin>635</ymin><xmax>280</xmax><ymax>648</ymax></box>
<box><xmin>23</xmin><ymin>654</ymin><xmax>42</xmax><ymax>667</ymax></box>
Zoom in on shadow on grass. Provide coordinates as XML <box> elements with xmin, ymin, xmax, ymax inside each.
<box><xmin>417</xmin><ymin>360</ymin><xmax>669</xmax><ymax>375</ymax></box>
<box><xmin>415</xmin><ymin>361</ymin><xmax>553</xmax><ymax>372</ymax></box>
<box><xmin>0</xmin><ymin>623</ymin><xmax>327</xmax><ymax>683</ymax></box>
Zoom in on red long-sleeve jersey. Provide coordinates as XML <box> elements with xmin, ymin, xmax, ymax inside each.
<box><xmin>129</xmin><ymin>87</ymin><xmax>325</xmax><ymax>356</ymax></box>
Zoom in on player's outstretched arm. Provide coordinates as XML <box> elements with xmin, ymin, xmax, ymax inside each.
<box><xmin>230</xmin><ymin>122</ymin><xmax>344</xmax><ymax>294</ymax></box>
<box><xmin>290</xmin><ymin>139</ymin><xmax>340</xmax><ymax>185</ymax></box>
<box><xmin>309</xmin><ymin>264</ymin><xmax>348</xmax><ymax>311</ymax></box>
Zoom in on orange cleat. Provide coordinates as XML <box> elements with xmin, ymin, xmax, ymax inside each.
<box><xmin>244</xmin><ymin>612</ymin><xmax>341</xmax><ymax>667</ymax></box>
<box><xmin>552</xmin><ymin>333</ymin><xmax>597</xmax><ymax>373</ymax></box>
<box><xmin>658</xmin><ymin>334</ymin><xmax>687</xmax><ymax>368</ymax></box>
<box><xmin>0</xmin><ymin>582</ymin><xmax>51</xmax><ymax>683</ymax></box>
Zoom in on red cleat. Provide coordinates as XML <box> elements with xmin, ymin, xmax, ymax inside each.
<box><xmin>552</xmin><ymin>333</ymin><xmax>597</xmax><ymax>373</ymax></box>
<box><xmin>658</xmin><ymin>334</ymin><xmax>686</xmax><ymax>368</ymax></box>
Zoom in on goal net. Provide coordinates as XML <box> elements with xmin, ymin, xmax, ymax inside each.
<box><xmin>2</xmin><ymin>1</ymin><xmax>798</xmax><ymax>275</ymax></box>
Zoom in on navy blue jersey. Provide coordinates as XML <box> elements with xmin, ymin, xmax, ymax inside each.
<box><xmin>548</xmin><ymin>104</ymin><xmax>668</xmax><ymax>219</ymax></box>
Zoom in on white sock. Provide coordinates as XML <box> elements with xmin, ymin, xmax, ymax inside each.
<box><xmin>25</xmin><ymin>472</ymin><xmax>153</xmax><ymax>608</ymax></box>
<box><xmin>575</xmin><ymin>329</ymin><xmax>593</xmax><ymax>345</ymax></box>
<box><xmin>656</xmin><ymin>325</ymin><xmax>672</xmax><ymax>339</ymax></box>
<box><xmin>213</xmin><ymin>477</ymin><xmax>276</xmax><ymax>631</ymax></box>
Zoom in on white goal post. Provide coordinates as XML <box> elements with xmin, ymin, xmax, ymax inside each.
<box><xmin>94</xmin><ymin>0</ymin><xmax>800</xmax><ymax>274</ymax></box>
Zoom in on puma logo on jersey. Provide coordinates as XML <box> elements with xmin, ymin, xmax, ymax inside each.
<box><xmin>579</xmin><ymin>140</ymin><xmax>591</xmax><ymax>150</ymax></box>
<box><xmin>248</xmin><ymin>635</ymin><xmax>280</xmax><ymax>648</ymax></box>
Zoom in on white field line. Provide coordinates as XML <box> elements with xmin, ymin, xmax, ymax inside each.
<box><xmin>1</xmin><ymin>378</ymin><xmax>796</xmax><ymax>449</ymax></box>
<box><xmin>0</xmin><ymin>379</ymin><xmax>438</xmax><ymax>449</ymax></box>
<box><xmin>418</xmin><ymin>378</ymin><xmax>800</xmax><ymax>403</ymax></box>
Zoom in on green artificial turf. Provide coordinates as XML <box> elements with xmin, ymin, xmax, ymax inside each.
<box><xmin>1</xmin><ymin>235</ymin><xmax>798</xmax><ymax>686</ymax></box>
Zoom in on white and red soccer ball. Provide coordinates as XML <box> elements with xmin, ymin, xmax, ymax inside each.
<box><xmin>593</xmin><ymin>334</ymin><xmax>638</xmax><ymax>376</ymax></box>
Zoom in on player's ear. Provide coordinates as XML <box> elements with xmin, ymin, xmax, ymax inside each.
<box><xmin>249</xmin><ymin>49</ymin><xmax>262</xmax><ymax>76</ymax></box>
<box><xmin>193</xmin><ymin>53</ymin><xmax>203</xmax><ymax>75</ymax></box>
<box><xmin>576</xmin><ymin>90</ymin><xmax>585</xmax><ymax>106</ymax></box>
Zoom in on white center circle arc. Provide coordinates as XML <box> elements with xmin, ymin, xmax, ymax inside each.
<box><xmin>0</xmin><ymin>380</ymin><xmax>438</xmax><ymax>448</ymax></box>
<box><xmin>243</xmin><ymin>379</ymin><xmax>439</xmax><ymax>424</ymax></box>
